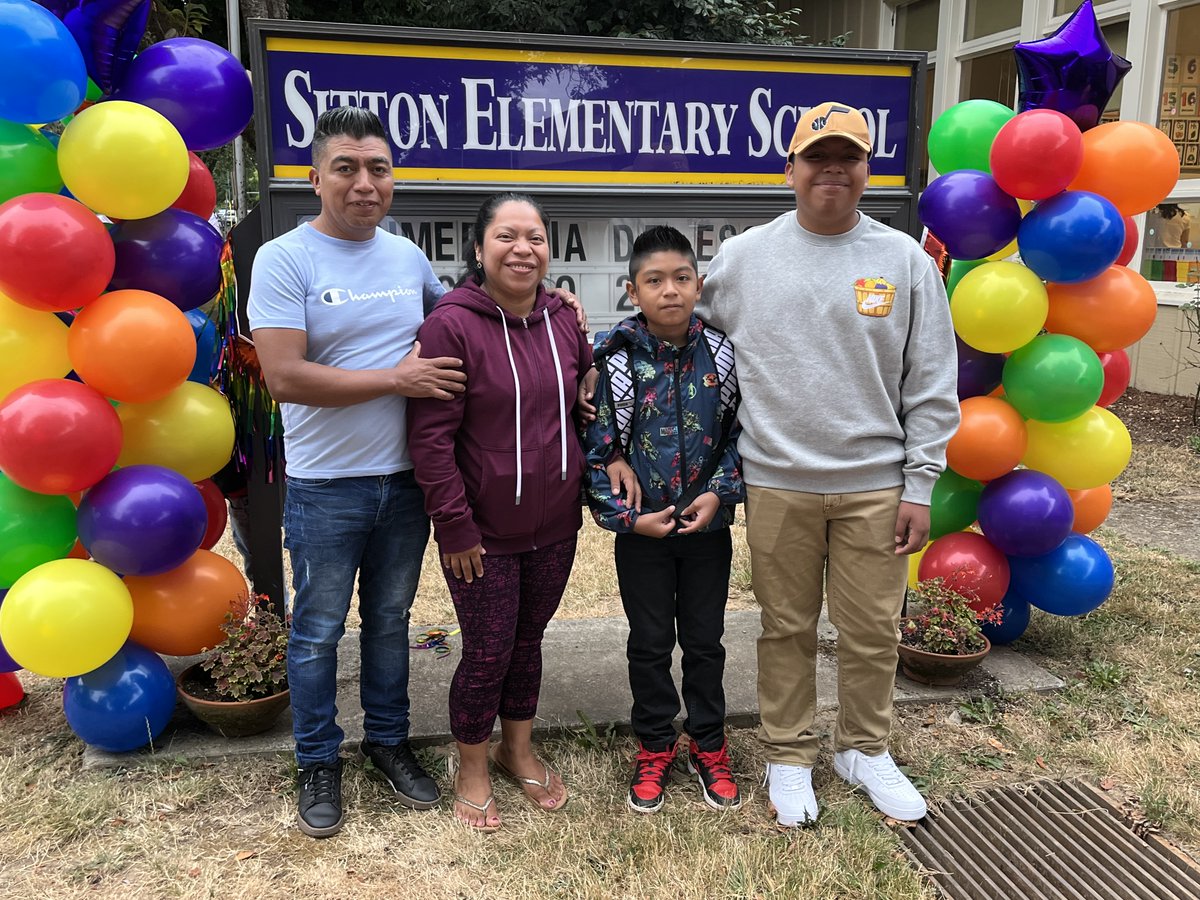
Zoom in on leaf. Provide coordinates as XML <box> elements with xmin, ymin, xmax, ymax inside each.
<box><xmin>1099</xmin><ymin>777</ymin><xmax>1117</xmax><ymax>791</ymax></box>
<box><xmin>1035</xmin><ymin>756</ymin><xmax>1047</xmax><ymax>769</ymax></box>
<box><xmin>986</xmin><ymin>737</ymin><xmax>1013</xmax><ymax>754</ymax></box>
<box><xmin>235</xmin><ymin>850</ymin><xmax>258</xmax><ymax>861</ymax></box>
<box><xmin>188</xmin><ymin>867</ymin><xmax>201</xmax><ymax>877</ymax></box>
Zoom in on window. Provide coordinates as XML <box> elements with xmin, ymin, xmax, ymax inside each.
<box><xmin>962</xmin><ymin>0</ymin><xmax>1020</xmax><ymax>42</ymax></box>
<box><xmin>960</xmin><ymin>46</ymin><xmax>1019</xmax><ymax>105</ymax></box>
<box><xmin>895</xmin><ymin>0</ymin><xmax>939</xmax><ymax>52</ymax></box>
<box><xmin>1099</xmin><ymin>21</ymin><xmax>1128</xmax><ymax>124</ymax></box>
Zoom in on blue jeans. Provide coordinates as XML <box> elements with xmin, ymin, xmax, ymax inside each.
<box><xmin>283</xmin><ymin>471</ymin><xmax>429</xmax><ymax>768</ymax></box>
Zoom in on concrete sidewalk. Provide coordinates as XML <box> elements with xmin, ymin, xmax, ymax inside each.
<box><xmin>83</xmin><ymin>610</ymin><xmax>1063</xmax><ymax>769</ymax></box>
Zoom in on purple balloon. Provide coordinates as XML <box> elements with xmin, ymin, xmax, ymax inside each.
<box><xmin>0</xmin><ymin>589</ymin><xmax>21</xmax><ymax>673</ymax></box>
<box><xmin>956</xmin><ymin>336</ymin><xmax>1005</xmax><ymax>401</ymax></box>
<box><xmin>115</xmin><ymin>37</ymin><xmax>252</xmax><ymax>150</ymax></box>
<box><xmin>108</xmin><ymin>209</ymin><xmax>223</xmax><ymax>312</ymax></box>
<box><xmin>64</xmin><ymin>0</ymin><xmax>150</xmax><ymax>94</ymax></box>
<box><xmin>978</xmin><ymin>470</ymin><xmax>1074</xmax><ymax>558</ymax></box>
<box><xmin>77</xmin><ymin>466</ymin><xmax>207</xmax><ymax>576</ymax></box>
<box><xmin>1014</xmin><ymin>0</ymin><xmax>1131</xmax><ymax>132</ymax></box>
<box><xmin>34</xmin><ymin>0</ymin><xmax>73</xmax><ymax>18</ymax></box>
<box><xmin>918</xmin><ymin>170</ymin><xmax>1021</xmax><ymax>261</ymax></box>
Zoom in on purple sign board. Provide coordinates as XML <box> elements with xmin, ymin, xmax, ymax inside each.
<box><xmin>258</xmin><ymin>31</ymin><xmax>920</xmax><ymax>187</ymax></box>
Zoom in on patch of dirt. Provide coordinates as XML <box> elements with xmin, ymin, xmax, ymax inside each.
<box><xmin>1109</xmin><ymin>388</ymin><xmax>1198</xmax><ymax>447</ymax></box>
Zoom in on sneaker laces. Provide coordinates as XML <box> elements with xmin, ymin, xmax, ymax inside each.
<box><xmin>863</xmin><ymin>752</ymin><xmax>906</xmax><ymax>788</ymax></box>
<box><xmin>377</xmin><ymin>742</ymin><xmax>423</xmax><ymax>779</ymax></box>
<box><xmin>774</xmin><ymin>764</ymin><xmax>811</xmax><ymax>791</ymax></box>
<box><xmin>633</xmin><ymin>746</ymin><xmax>675</xmax><ymax>784</ymax></box>
<box><xmin>693</xmin><ymin>745</ymin><xmax>735</xmax><ymax>788</ymax></box>
<box><xmin>301</xmin><ymin>764</ymin><xmax>339</xmax><ymax>803</ymax></box>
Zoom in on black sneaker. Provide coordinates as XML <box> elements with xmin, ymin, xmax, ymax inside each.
<box><xmin>297</xmin><ymin>759</ymin><xmax>343</xmax><ymax>838</ymax></box>
<box><xmin>359</xmin><ymin>738</ymin><xmax>441</xmax><ymax>809</ymax></box>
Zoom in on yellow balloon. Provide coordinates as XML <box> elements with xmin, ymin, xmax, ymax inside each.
<box><xmin>907</xmin><ymin>542</ymin><xmax>930</xmax><ymax>590</ymax></box>
<box><xmin>117</xmin><ymin>381</ymin><xmax>235</xmax><ymax>482</ymax></box>
<box><xmin>0</xmin><ymin>293</ymin><xmax>71</xmax><ymax>401</ymax></box>
<box><xmin>1018</xmin><ymin>198</ymin><xmax>1035</xmax><ymax>217</ymax></box>
<box><xmin>951</xmin><ymin>261</ymin><xmax>1048</xmax><ymax>353</ymax></box>
<box><xmin>0</xmin><ymin>559</ymin><xmax>132</xmax><ymax>677</ymax></box>
<box><xmin>986</xmin><ymin>238</ymin><xmax>1018</xmax><ymax>261</ymax></box>
<box><xmin>1022</xmin><ymin>406</ymin><xmax>1132</xmax><ymax>490</ymax></box>
<box><xmin>57</xmin><ymin>101</ymin><xmax>189</xmax><ymax>220</ymax></box>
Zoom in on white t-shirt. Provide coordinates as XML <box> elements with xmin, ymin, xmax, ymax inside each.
<box><xmin>1159</xmin><ymin>212</ymin><xmax>1190</xmax><ymax>249</ymax></box>
<box><xmin>247</xmin><ymin>224</ymin><xmax>444</xmax><ymax>479</ymax></box>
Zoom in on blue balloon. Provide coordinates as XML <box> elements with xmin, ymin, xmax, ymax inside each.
<box><xmin>978</xmin><ymin>469</ymin><xmax>1074</xmax><ymax>557</ymax></box>
<box><xmin>1017</xmin><ymin>190</ymin><xmax>1125</xmax><ymax>283</ymax></box>
<box><xmin>77</xmin><ymin>465</ymin><xmax>207</xmax><ymax>576</ymax></box>
<box><xmin>918</xmin><ymin>170</ymin><xmax>1022</xmax><ymax>261</ymax></box>
<box><xmin>1008</xmin><ymin>533</ymin><xmax>1115</xmax><ymax>617</ymax></box>
<box><xmin>63</xmin><ymin>641</ymin><xmax>176</xmax><ymax>752</ymax></box>
<box><xmin>185</xmin><ymin>309</ymin><xmax>219</xmax><ymax>385</ymax></box>
<box><xmin>0</xmin><ymin>0</ymin><xmax>88</xmax><ymax>123</ymax></box>
<box><xmin>981</xmin><ymin>588</ymin><xmax>1032</xmax><ymax>645</ymax></box>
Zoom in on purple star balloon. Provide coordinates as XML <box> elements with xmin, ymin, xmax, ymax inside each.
<box><xmin>1014</xmin><ymin>0</ymin><xmax>1131</xmax><ymax>131</ymax></box>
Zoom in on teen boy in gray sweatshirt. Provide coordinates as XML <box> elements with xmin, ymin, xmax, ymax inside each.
<box><xmin>696</xmin><ymin>101</ymin><xmax>959</xmax><ymax>827</ymax></box>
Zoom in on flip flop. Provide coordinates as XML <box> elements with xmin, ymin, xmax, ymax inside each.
<box><xmin>447</xmin><ymin>753</ymin><xmax>501</xmax><ymax>833</ymax></box>
<box><xmin>489</xmin><ymin>744</ymin><xmax>569</xmax><ymax>812</ymax></box>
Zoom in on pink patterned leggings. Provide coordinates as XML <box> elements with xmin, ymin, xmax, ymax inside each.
<box><xmin>446</xmin><ymin>536</ymin><xmax>578</xmax><ymax>745</ymax></box>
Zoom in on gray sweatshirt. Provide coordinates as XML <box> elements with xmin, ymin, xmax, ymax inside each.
<box><xmin>697</xmin><ymin>211</ymin><xmax>959</xmax><ymax>504</ymax></box>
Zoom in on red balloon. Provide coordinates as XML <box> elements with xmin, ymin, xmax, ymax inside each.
<box><xmin>194</xmin><ymin>478</ymin><xmax>228</xmax><ymax>550</ymax></box>
<box><xmin>1115</xmin><ymin>216</ymin><xmax>1138</xmax><ymax>267</ymax></box>
<box><xmin>171</xmin><ymin>152</ymin><xmax>218</xmax><ymax>222</ymax></box>
<box><xmin>0</xmin><ymin>194</ymin><xmax>114</xmax><ymax>313</ymax></box>
<box><xmin>0</xmin><ymin>671</ymin><xmax>23</xmax><ymax>710</ymax></box>
<box><xmin>0</xmin><ymin>380</ymin><xmax>123</xmax><ymax>494</ymax></box>
<box><xmin>989</xmin><ymin>109</ymin><xmax>1084</xmax><ymax>201</ymax></box>
<box><xmin>917</xmin><ymin>531</ymin><xmax>1010</xmax><ymax>612</ymax></box>
<box><xmin>1096</xmin><ymin>349</ymin><xmax>1132</xmax><ymax>407</ymax></box>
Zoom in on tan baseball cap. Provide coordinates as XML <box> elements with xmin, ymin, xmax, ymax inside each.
<box><xmin>788</xmin><ymin>102</ymin><xmax>873</xmax><ymax>158</ymax></box>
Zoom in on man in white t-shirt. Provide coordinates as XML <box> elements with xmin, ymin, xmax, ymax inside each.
<box><xmin>248</xmin><ymin>107</ymin><xmax>467</xmax><ymax>838</ymax></box>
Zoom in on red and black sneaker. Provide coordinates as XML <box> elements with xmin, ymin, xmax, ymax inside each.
<box><xmin>628</xmin><ymin>742</ymin><xmax>677</xmax><ymax>814</ymax></box>
<box><xmin>687</xmin><ymin>740</ymin><xmax>742</xmax><ymax>810</ymax></box>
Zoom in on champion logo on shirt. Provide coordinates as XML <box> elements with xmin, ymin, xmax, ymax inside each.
<box><xmin>320</xmin><ymin>286</ymin><xmax>420</xmax><ymax>306</ymax></box>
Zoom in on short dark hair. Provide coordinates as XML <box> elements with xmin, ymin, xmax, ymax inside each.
<box><xmin>628</xmin><ymin>226</ymin><xmax>697</xmax><ymax>281</ymax></box>
<box><xmin>463</xmin><ymin>192</ymin><xmax>550</xmax><ymax>285</ymax></box>
<box><xmin>312</xmin><ymin>106</ymin><xmax>389</xmax><ymax>166</ymax></box>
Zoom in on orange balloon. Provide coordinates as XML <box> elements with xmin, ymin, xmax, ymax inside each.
<box><xmin>1068</xmin><ymin>484</ymin><xmax>1113</xmax><ymax>533</ymax></box>
<box><xmin>1045</xmin><ymin>266</ymin><xmax>1157</xmax><ymax>353</ymax></box>
<box><xmin>125</xmin><ymin>549</ymin><xmax>249</xmax><ymax>656</ymax></box>
<box><xmin>68</xmin><ymin>289</ymin><xmax>196</xmax><ymax>403</ymax></box>
<box><xmin>67</xmin><ymin>539</ymin><xmax>88</xmax><ymax>559</ymax></box>
<box><xmin>946</xmin><ymin>397</ymin><xmax>1028</xmax><ymax>482</ymax></box>
<box><xmin>1068</xmin><ymin>121</ymin><xmax>1181</xmax><ymax>216</ymax></box>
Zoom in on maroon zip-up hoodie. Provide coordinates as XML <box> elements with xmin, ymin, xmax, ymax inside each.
<box><xmin>407</xmin><ymin>280</ymin><xmax>592</xmax><ymax>555</ymax></box>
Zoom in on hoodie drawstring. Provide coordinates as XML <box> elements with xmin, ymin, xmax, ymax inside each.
<box><xmin>497</xmin><ymin>306</ymin><xmax>523</xmax><ymax>505</ymax></box>
<box><xmin>543</xmin><ymin>309</ymin><xmax>568</xmax><ymax>482</ymax></box>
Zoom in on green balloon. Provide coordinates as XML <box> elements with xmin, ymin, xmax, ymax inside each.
<box><xmin>930</xmin><ymin>468</ymin><xmax>983</xmax><ymax>540</ymax></box>
<box><xmin>1002</xmin><ymin>334</ymin><xmax>1104</xmax><ymax>423</ymax></box>
<box><xmin>86</xmin><ymin>78</ymin><xmax>103</xmax><ymax>103</ymax></box>
<box><xmin>928</xmin><ymin>100</ymin><xmax>1015</xmax><ymax>174</ymax></box>
<box><xmin>0</xmin><ymin>120</ymin><xmax>63</xmax><ymax>205</ymax></box>
<box><xmin>946</xmin><ymin>257</ymin><xmax>987</xmax><ymax>300</ymax></box>
<box><xmin>0</xmin><ymin>475</ymin><xmax>78</xmax><ymax>589</ymax></box>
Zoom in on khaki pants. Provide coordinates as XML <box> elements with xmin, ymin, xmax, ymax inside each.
<box><xmin>746</xmin><ymin>484</ymin><xmax>907</xmax><ymax>766</ymax></box>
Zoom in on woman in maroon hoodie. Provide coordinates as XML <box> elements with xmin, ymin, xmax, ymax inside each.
<box><xmin>407</xmin><ymin>193</ymin><xmax>592</xmax><ymax>831</ymax></box>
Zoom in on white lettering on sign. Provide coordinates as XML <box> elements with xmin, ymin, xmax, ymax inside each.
<box><xmin>281</xmin><ymin>69</ymin><xmax>898</xmax><ymax>162</ymax></box>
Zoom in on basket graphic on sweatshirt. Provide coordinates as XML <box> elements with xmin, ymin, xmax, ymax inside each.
<box><xmin>853</xmin><ymin>276</ymin><xmax>896</xmax><ymax>317</ymax></box>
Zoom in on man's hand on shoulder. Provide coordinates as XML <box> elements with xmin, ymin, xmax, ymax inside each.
<box><xmin>394</xmin><ymin>340</ymin><xmax>467</xmax><ymax>400</ymax></box>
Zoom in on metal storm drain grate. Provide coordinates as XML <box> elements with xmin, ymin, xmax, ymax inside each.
<box><xmin>897</xmin><ymin>780</ymin><xmax>1200</xmax><ymax>899</ymax></box>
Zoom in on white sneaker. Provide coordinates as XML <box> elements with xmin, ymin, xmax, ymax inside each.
<box><xmin>762</xmin><ymin>762</ymin><xmax>819</xmax><ymax>827</ymax></box>
<box><xmin>833</xmin><ymin>749</ymin><xmax>928</xmax><ymax>821</ymax></box>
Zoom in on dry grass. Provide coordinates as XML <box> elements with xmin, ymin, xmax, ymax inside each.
<box><xmin>1112</xmin><ymin>440</ymin><xmax>1200</xmax><ymax>499</ymax></box>
<box><xmin>4</xmin><ymin>464</ymin><xmax>1200</xmax><ymax>897</ymax></box>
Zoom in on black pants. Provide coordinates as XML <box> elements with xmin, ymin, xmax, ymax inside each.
<box><xmin>615</xmin><ymin>528</ymin><xmax>732</xmax><ymax>753</ymax></box>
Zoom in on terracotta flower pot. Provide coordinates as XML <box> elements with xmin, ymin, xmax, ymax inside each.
<box><xmin>897</xmin><ymin>631</ymin><xmax>991</xmax><ymax>686</ymax></box>
<box><xmin>176</xmin><ymin>663</ymin><xmax>290</xmax><ymax>738</ymax></box>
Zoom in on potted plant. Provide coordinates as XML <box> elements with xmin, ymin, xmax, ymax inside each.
<box><xmin>897</xmin><ymin>578</ymin><xmax>1003</xmax><ymax>686</ymax></box>
<box><xmin>176</xmin><ymin>595</ymin><xmax>291</xmax><ymax>737</ymax></box>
